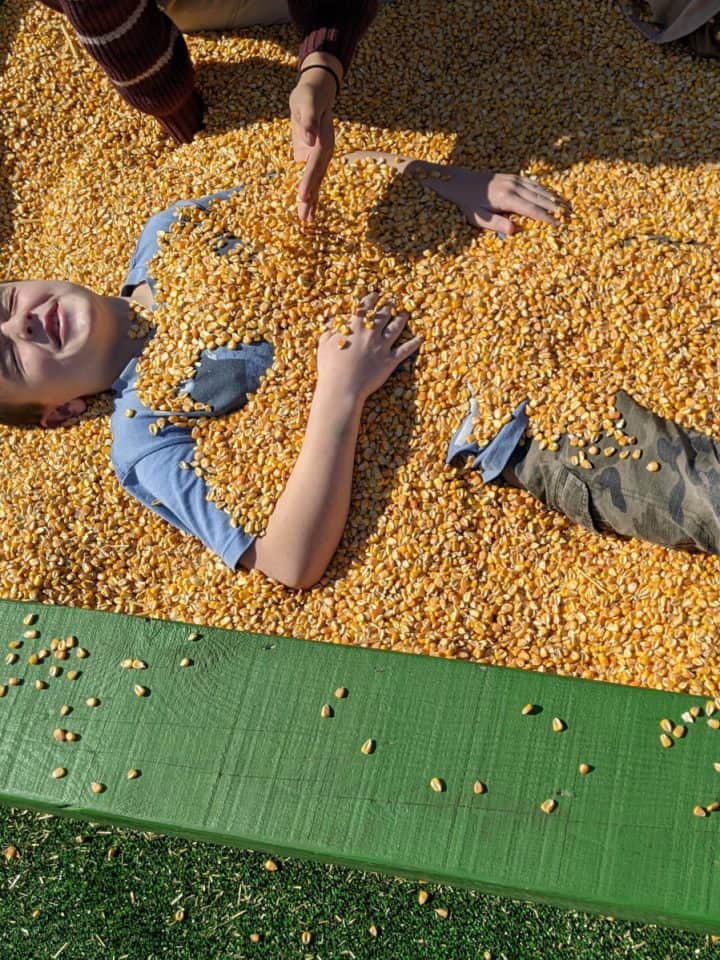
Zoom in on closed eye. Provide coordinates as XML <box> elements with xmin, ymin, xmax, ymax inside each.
<box><xmin>0</xmin><ymin>289</ymin><xmax>21</xmax><ymax>381</ymax></box>
<box><xmin>0</xmin><ymin>285</ymin><xmax>11</xmax><ymax>321</ymax></box>
<box><xmin>10</xmin><ymin>339</ymin><xmax>22</xmax><ymax>380</ymax></box>
<box><xmin>0</xmin><ymin>332</ymin><xmax>19</xmax><ymax>382</ymax></box>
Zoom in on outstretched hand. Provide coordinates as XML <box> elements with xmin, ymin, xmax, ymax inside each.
<box><xmin>344</xmin><ymin>151</ymin><xmax>568</xmax><ymax>235</ymax></box>
<box><xmin>317</xmin><ymin>292</ymin><xmax>422</xmax><ymax>403</ymax></box>
<box><xmin>416</xmin><ymin>166</ymin><xmax>565</xmax><ymax>235</ymax></box>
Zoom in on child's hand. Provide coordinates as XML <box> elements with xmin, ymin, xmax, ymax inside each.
<box><xmin>316</xmin><ymin>292</ymin><xmax>421</xmax><ymax>403</ymax></box>
<box><xmin>343</xmin><ymin>152</ymin><xmax>566</xmax><ymax>235</ymax></box>
<box><xmin>409</xmin><ymin>165</ymin><xmax>565</xmax><ymax>235</ymax></box>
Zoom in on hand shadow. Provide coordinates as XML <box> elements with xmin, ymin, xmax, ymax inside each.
<box><xmin>361</xmin><ymin>164</ymin><xmax>491</xmax><ymax>261</ymax></box>
<box><xmin>342</xmin><ymin>0</ymin><xmax>720</xmax><ymax>174</ymax></box>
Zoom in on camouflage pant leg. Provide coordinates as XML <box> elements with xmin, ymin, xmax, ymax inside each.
<box><xmin>501</xmin><ymin>390</ymin><xmax>720</xmax><ymax>555</ymax></box>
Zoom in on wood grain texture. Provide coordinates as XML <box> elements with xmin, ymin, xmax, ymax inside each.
<box><xmin>0</xmin><ymin>600</ymin><xmax>717</xmax><ymax>933</ymax></box>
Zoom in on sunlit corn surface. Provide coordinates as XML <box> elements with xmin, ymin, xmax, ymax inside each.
<box><xmin>1</xmin><ymin>0</ymin><xmax>720</xmax><ymax>695</ymax></box>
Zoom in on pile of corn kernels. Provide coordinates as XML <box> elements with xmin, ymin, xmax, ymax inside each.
<box><xmin>1</xmin><ymin>0</ymin><xmax>720</xmax><ymax>695</ymax></box>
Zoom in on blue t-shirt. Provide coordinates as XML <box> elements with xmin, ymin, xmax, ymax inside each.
<box><xmin>110</xmin><ymin>189</ymin><xmax>272</xmax><ymax>569</ymax></box>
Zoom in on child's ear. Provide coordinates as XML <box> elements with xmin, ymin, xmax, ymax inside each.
<box><xmin>40</xmin><ymin>398</ymin><xmax>87</xmax><ymax>428</ymax></box>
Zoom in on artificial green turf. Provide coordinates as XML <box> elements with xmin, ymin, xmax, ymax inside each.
<box><xmin>0</xmin><ymin>808</ymin><xmax>715</xmax><ymax>960</ymax></box>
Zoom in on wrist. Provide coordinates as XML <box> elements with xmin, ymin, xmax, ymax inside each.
<box><xmin>299</xmin><ymin>51</ymin><xmax>344</xmax><ymax>83</ymax></box>
<box><xmin>314</xmin><ymin>378</ymin><xmax>365</xmax><ymax>418</ymax></box>
<box><xmin>297</xmin><ymin>63</ymin><xmax>340</xmax><ymax>103</ymax></box>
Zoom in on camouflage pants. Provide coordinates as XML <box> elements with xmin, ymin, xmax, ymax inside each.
<box><xmin>500</xmin><ymin>391</ymin><xmax>720</xmax><ymax>554</ymax></box>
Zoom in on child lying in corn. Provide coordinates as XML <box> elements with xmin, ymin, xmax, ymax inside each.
<box><xmin>0</xmin><ymin>162</ymin><xmax>559</xmax><ymax>589</ymax></box>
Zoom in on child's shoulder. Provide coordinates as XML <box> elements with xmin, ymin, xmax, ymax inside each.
<box><xmin>109</xmin><ymin>356</ymin><xmax>189</xmax><ymax>479</ymax></box>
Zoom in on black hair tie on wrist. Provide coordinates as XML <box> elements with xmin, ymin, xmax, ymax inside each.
<box><xmin>298</xmin><ymin>63</ymin><xmax>341</xmax><ymax>100</ymax></box>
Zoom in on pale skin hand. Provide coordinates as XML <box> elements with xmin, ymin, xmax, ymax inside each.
<box><xmin>344</xmin><ymin>150</ymin><xmax>568</xmax><ymax>235</ymax></box>
<box><xmin>239</xmin><ymin>293</ymin><xmax>421</xmax><ymax>588</ymax></box>
<box><xmin>289</xmin><ymin>52</ymin><xmax>344</xmax><ymax>223</ymax></box>
<box><xmin>314</xmin><ymin>293</ymin><xmax>420</xmax><ymax>403</ymax></box>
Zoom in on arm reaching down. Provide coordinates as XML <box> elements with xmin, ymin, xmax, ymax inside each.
<box><xmin>288</xmin><ymin>1</ymin><xmax>379</xmax><ymax>222</ymax></box>
<box><xmin>344</xmin><ymin>151</ymin><xmax>568</xmax><ymax>235</ymax></box>
<box><xmin>290</xmin><ymin>52</ymin><xmax>342</xmax><ymax>223</ymax></box>
<box><xmin>238</xmin><ymin>293</ymin><xmax>421</xmax><ymax>589</ymax></box>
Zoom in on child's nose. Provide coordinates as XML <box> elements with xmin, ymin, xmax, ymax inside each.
<box><xmin>15</xmin><ymin>320</ymin><xmax>34</xmax><ymax>341</ymax></box>
<box><xmin>12</xmin><ymin>308</ymin><xmax>40</xmax><ymax>341</ymax></box>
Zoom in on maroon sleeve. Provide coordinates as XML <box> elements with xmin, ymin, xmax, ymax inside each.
<box><xmin>288</xmin><ymin>0</ymin><xmax>379</xmax><ymax>75</ymax></box>
<box><xmin>38</xmin><ymin>0</ymin><xmax>203</xmax><ymax>143</ymax></box>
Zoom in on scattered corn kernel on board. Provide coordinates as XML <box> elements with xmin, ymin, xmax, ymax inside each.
<box><xmin>0</xmin><ymin>600</ymin><xmax>718</xmax><ymax>932</ymax></box>
<box><xmin>2</xmin><ymin>2</ymin><xmax>720</xmax><ymax>691</ymax></box>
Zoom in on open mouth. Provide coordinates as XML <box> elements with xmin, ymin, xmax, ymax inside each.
<box><xmin>44</xmin><ymin>302</ymin><xmax>63</xmax><ymax>349</ymax></box>
<box><xmin>56</xmin><ymin>304</ymin><xmax>67</xmax><ymax>348</ymax></box>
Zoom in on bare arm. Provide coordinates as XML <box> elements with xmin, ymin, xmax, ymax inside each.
<box><xmin>238</xmin><ymin>294</ymin><xmax>421</xmax><ymax>589</ymax></box>
<box><xmin>239</xmin><ymin>384</ymin><xmax>362</xmax><ymax>589</ymax></box>
<box><xmin>288</xmin><ymin>0</ymin><xmax>379</xmax><ymax>221</ymax></box>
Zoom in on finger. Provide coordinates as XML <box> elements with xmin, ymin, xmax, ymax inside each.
<box><xmin>502</xmin><ymin>194</ymin><xmax>557</xmax><ymax>226</ymax></box>
<box><xmin>381</xmin><ymin>310</ymin><xmax>409</xmax><ymax>343</ymax></box>
<box><xmin>515</xmin><ymin>195</ymin><xmax>558</xmax><ymax>225</ymax></box>
<box><xmin>297</xmin><ymin>199</ymin><xmax>314</xmax><ymax>222</ymax></box>
<box><xmin>514</xmin><ymin>177</ymin><xmax>558</xmax><ymax>204</ymax></box>
<box><xmin>390</xmin><ymin>334</ymin><xmax>422</xmax><ymax>367</ymax></box>
<box><xmin>514</xmin><ymin>184</ymin><xmax>559</xmax><ymax>215</ymax></box>
<box><xmin>373</xmin><ymin>299</ymin><xmax>396</xmax><ymax>330</ymax></box>
<box><xmin>355</xmin><ymin>291</ymin><xmax>381</xmax><ymax>316</ymax></box>
<box><xmin>296</xmin><ymin>115</ymin><xmax>318</xmax><ymax>148</ymax></box>
<box><xmin>298</xmin><ymin>140</ymin><xmax>332</xmax><ymax>203</ymax></box>
<box><xmin>469</xmin><ymin>209</ymin><xmax>517</xmax><ymax>235</ymax></box>
<box><xmin>293</xmin><ymin>143</ymin><xmax>312</xmax><ymax>163</ymax></box>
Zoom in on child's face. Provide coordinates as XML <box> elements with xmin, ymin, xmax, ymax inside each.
<box><xmin>0</xmin><ymin>280</ymin><xmax>129</xmax><ymax>414</ymax></box>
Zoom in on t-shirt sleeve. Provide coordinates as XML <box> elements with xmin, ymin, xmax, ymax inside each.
<box><xmin>121</xmin><ymin>439</ymin><xmax>255</xmax><ymax>570</ymax></box>
<box><xmin>122</xmin><ymin>187</ymin><xmax>243</xmax><ymax>296</ymax></box>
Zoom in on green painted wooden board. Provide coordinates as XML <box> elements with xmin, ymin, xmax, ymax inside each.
<box><xmin>0</xmin><ymin>599</ymin><xmax>717</xmax><ymax>934</ymax></box>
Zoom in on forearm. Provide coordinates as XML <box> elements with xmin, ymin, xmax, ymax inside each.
<box><xmin>345</xmin><ymin>150</ymin><xmax>448</xmax><ymax>186</ymax></box>
<box><xmin>289</xmin><ymin>0</ymin><xmax>378</xmax><ymax>74</ymax></box>
<box><xmin>243</xmin><ymin>384</ymin><xmax>363</xmax><ymax>588</ymax></box>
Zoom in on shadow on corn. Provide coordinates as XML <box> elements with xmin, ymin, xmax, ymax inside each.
<box><xmin>197</xmin><ymin>57</ymin><xmax>298</xmax><ymax>134</ymax></box>
<box><xmin>365</xmin><ymin>173</ymin><xmax>481</xmax><ymax>261</ymax></box>
<box><xmin>338</xmin><ymin>0</ymin><xmax>720</xmax><ymax>256</ymax></box>
<box><xmin>0</xmin><ymin>0</ymin><xmax>22</xmax><ymax>252</ymax></box>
